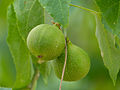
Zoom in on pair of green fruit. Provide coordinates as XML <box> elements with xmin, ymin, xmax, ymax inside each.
<box><xmin>27</xmin><ymin>24</ymin><xmax>90</xmax><ymax>81</ymax></box>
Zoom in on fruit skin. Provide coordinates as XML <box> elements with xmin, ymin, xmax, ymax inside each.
<box><xmin>53</xmin><ymin>41</ymin><xmax>90</xmax><ymax>81</ymax></box>
<box><xmin>27</xmin><ymin>24</ymin><xmax>65</xmax><ymax>61</ymax></box>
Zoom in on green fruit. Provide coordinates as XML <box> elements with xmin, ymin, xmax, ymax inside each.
<box><xmin>53</xmin><ymin>41</ymin><xmax>90</xmax><ymax>81</ymax></box>
<box><xmin>27</xmin><ymin>24</ymin><xmax>65</xmax><ymax>61</ymax></box>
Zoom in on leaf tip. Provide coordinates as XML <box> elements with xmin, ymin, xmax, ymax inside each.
<box><xmin>109</xmin><ymin>70</ymin><xmax>118</xmax><ymax>86</ymax></box>
<box><xmin>112</xmin><ymin>79</ymin><xmax>116</xmax><ymax>86</ymax></box>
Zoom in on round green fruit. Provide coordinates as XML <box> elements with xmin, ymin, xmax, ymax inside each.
<box><xmin>27</xmin><ymin>24</ymin><xmax>65</xmax><ymax>61</ymax></box>
<box><xmin>53</xmin><ymin>41</ymin><xmax>90</xmax><ymax>81</ymax></box>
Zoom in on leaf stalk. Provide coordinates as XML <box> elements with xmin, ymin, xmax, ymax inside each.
<box><xmin>69</xmin><ymin>4</ymin><xmax>100</xmax><ymax>15</ymax></box>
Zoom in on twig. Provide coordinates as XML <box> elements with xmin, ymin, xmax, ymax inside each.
<box><xmin>31</xmin><ymin>68</ymin><xmax>40</xmax><ymax>90</ymax></box>
<box><xmin>59</xmin><ymin>37</ymin><xmax>68</xmax><ymax>90</ymax></box>
<box><xmin>69</xmin><ymin>4</ymin><xmax>100</xmax><ymax>15</ymax></box>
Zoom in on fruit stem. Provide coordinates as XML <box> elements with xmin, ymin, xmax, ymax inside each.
<box><xmin>31</xmin><ymin>68</ymin><xmax>40</xmax><ymax>90</ymax></box>
<box><xmin>59</xmin><ymin>37</ymin><xmax>68</xmax><ymax>90</ymax></box>
<box><xmin>52</xmin><ymin>21</ymin><xmax>62</xmax><ymax>30</ymax></box>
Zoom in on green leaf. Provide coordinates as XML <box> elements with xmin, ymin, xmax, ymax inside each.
<box><xmin>13</xmin><ymin>0</ymin><xmax>44</xmax><ymax>40</ymax></box>
<box><xmin>115</xmin><ymin>36</ymin><xmax>120</xmax><ymax>49</ymax></box>
<box><xmin>96</xmin><ymin>14</ymin><xmax>120</xmax><ymax>85</ymax></box>
<box><xmin>95</xmin><ymin>0</ymin><xmax>120</xmax><ymax>38</ymax></box>
<box><xmin>0</xmin><ymin>35</ymin><xmax>16</xmax><ymax>88</ymax></box>
<box><xmin>0</xmin><ymin>7</ymin><xmax>16</xmax><ymax>88</ymax></box>
<box><xmin>39</xmin><ymin>0</ymin><xmax>71</xmax><ymax>27</ymax></box>
<box><xmin>71</xmin><ymin>0</ymin><xmax>99</xmax><ymax>12</ymax></box>
<box><xmin>0</xmin><ymin>0</ymin><xmax>13</xmax><ymax>19</ymax></box>
<box><xmin>7</xmin><ymin>5</ymin><xmax>34</xmax><ymax>88</ymax></box>
<box><xmin>39</xmin><ymin>62</ymin><xmax>51</xmax><ymax>84</ymax></box>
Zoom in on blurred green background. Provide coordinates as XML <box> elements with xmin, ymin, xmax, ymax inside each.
<box><xmin>0</xmin><ymin>0</ymin><xmax>120</xmax><ymax>90</ymax></box>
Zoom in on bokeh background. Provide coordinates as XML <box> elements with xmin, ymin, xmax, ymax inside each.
<box><xmin>0</xmin><ymin>0</ymin><xmax>120</xmax><ymax>90</ymax></box>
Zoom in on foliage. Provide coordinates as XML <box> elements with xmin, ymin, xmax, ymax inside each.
<box><xmin>39</xmin><ymin>0</ymin><xmax>71</xmax><ymax>27</ymax></box>
<box><xmin>7</xmin><ymin>5</ymin><xmax>34</xmax><ymax>88</ymax></box>
<box><xmin>96</xmin><ymin>15</ymin><xmax>120</xmax><ymax>85</ymax></box>
<box><xmin>0</xmin><ymin>0</ymin><xmax>120</xmax><ymax>90</ymax></box>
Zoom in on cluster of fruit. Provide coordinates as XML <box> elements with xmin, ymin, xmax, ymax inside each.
<box><xmin>27</xmin><ymin>24</ymin><xmax>90</xmax><ymax>81</ymax></box>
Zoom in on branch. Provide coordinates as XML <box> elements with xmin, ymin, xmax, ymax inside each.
<box><xmin>59</xmin><ymin>37</ymin><xmax>68</xmax><ymax>90</ymax></box>
<box><xmin>31</xmin><ymin>68</ymin><xmax>40</xmax><ymax>90</ymax></box>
